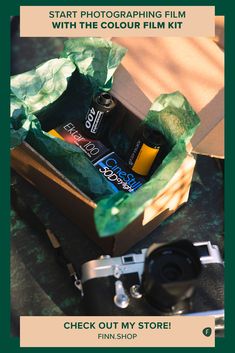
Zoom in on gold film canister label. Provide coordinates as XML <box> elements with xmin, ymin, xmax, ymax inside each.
<box><xmin>132</xmin><ymin>143</ymin><xmax>160</xmax><ymax>176</ymax></box>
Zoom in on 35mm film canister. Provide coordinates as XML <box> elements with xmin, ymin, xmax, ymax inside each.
<box><xmin>83</xmin><ymin>92</ymin><xmax>116</xmax><ymax>139</ymax></box>
<box><xmin>128</xmin><ymin>125</ymin><xmax>166</xmax><ymax>176</ymax></box>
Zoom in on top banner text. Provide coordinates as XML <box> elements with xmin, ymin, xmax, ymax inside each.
<box><xmin>20</xmin><ymin>6</ymin><xmax>215</xmax><ymax>37</ymax></box>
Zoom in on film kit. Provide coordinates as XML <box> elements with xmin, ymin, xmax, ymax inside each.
<box><xmin>10</xmin><ymin>38</ymin><xmax>224</xmax><ymax>326</ymax></box>
<box><xmin>48</xmin><ymin>91</ymin><xmax>158</xmax><ymax>193</ymax></box>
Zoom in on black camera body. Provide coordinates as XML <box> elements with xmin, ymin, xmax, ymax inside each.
<box><xmin>81</xmin><ymin>240</ymin><xmax>224</xmax><ymax>320</ymax></box>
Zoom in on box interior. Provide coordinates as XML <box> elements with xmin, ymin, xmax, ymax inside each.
<box><xmin>29</xmin><ymin>70</ymin><xmax>177</xmax><ymax>202</ymax></box>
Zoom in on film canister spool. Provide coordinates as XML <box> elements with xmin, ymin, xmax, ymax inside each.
<box><xmin>83</xmin><ymin>92</ymin><xmax>116</xmax><ymax>139</ymax></box>
<box><xmin>128</xmin><ymin>125</ymin><xmax>166</xmax><ymax>177</ymax></box>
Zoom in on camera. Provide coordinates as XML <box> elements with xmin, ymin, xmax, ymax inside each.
<box><xmin>80</xmin><ymin>240</ymin><xmax>224</xmax><ymax>325</ymax></box>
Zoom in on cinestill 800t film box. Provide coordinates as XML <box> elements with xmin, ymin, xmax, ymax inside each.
<box><xmin>11</xmin><ymin>34</ymin><xmax>224</xmax><ymax>255</ymax></box>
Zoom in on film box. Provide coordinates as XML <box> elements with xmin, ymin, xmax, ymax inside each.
<box><xmin>49</xmin><ymin>122</ymin><xmax>109</xmax><ymax>163</ymax></box>
<box><xmin>11</xmin><ymin>37</ymin><xmax>224</xmax><ymax>255</ymax></box>
<box><xmin>94</xmin><ymin>152</ymin><xmax>145</xmax><ymax>193</ymax></box>
<box><xmin>49</xmin><ymin>122</ymin><xmax>145</xmax><ymax>194</ymax></box>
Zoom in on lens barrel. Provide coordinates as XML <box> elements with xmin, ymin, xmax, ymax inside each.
<box><xmin>142</xmin><ymin>240</ymin><xmax>202</xmax><ymax>314</ymax></box>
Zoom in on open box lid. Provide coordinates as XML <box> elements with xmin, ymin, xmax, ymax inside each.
<box><xmin>112</xmin><ymin>37</ymin><xmax>224</xmax><ymax>159</ymax></box>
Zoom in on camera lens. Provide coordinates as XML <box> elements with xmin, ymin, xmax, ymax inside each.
<box><xmin>142</xmin><ymin>240</ymin><xmax>202</xmax><ymax>314</ymax></box>
<box><xmin>149</xmin><ymin>249</ymin><xmax>198</xmax><ymax>283</ymax></box>
<box><xmin>161</xmin><ymin>263</ymin><xmax>183</xmax><ymax>282</ymax></box>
